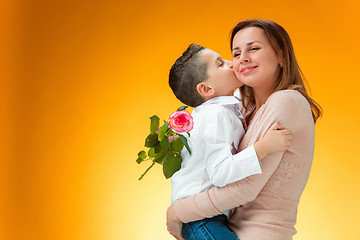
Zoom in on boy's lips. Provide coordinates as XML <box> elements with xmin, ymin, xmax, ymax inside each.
<box><xmin>241</xmin><ymin>66</ymin><xmax>258</xmax><ymax>75</ymax></box>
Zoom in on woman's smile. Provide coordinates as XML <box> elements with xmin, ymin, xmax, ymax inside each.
<box><xmin>241</xmin><ymin>66</ymin><xmax>258</xmax><ymax>75</ymax></box>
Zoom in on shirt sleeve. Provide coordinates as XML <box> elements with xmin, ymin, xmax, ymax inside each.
<box><xmin>202</xmin><ymin>110</ymin><xmax>262</xmax><ymax>187</ymax></box>
<box><xmin>173</xmin><ymin>91</ymin><xmax>306</xmax><ymax>223</ymax></box>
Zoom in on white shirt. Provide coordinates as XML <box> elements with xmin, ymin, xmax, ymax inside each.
<box><xmin>171</xmin><ymin>96</ymin><xmax>262</xmax><ymax>206</ymax></box>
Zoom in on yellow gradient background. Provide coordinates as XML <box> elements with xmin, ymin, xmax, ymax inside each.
<box><xmin>3</xmin><ymin>0</ymin><xmax>360</xmax><ymax>239</ymax></box>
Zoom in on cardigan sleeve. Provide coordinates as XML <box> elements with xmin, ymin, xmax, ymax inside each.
<box><xmin>173</xmin><ymin>91</ymin><xmax>307</xmax><ymax>223</ymax></box>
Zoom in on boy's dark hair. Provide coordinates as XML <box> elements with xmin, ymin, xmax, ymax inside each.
<box><xmin>169</xmin><ymin>43</ymin><xmax>207</xmax><ymax>107</ymax></box>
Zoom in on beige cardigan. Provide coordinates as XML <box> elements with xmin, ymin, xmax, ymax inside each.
<box><xmin>173</xmin><ymin>90</ymin><xmax>315</xmax><ymax>240</ymax></box>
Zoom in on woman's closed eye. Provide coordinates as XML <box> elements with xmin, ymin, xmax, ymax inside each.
<box><xmin>233</xmin><ymin>47</ymin><xmax>260</xmax><ymax>57</ymax></box>
<box><xmin>233</xmin><ymin>52</ymin><xmax>241</xmax><ymax>58</ymax></box>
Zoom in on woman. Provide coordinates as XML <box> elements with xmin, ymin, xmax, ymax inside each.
<box><xmin>166</xmin><ymin>19</ymin><xmax>322</xmax><ymax>240</ymax></box>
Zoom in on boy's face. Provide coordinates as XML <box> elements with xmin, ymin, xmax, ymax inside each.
<box><xmin>199</xmin><ymin>49</ymin><xmax>243</xmax><ymax>97</ymax></box>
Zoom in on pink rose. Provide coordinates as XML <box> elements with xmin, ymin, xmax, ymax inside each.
<box><xmin>168</xmin><ymin>110</ymin><xmax>194</xmax><ymax>133</ymax></box>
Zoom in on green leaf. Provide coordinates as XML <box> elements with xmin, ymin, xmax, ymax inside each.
<box><xmin>138</xmin><ymin>151</ymin><xmax>146</xmax><ymax>159</ymax></box>
<box><xmin>148</xmin><ymin>148</ymin><xmax>156</xmax><ymax>158</ymax></box>
<box><xmin>160</xmin><ymin>136</ymin><xmax>170</xmax><ymax>152</ymax></box>
<box><xmin>153</xmin><ymin>149</ymin><xmax>168</xmax><ymax>164</ymax></box>
<box><xmin>163</xmin><ymin>152</ymin><xmax>182</xmax><ymax>179</ymax></box>
<box><xmin>170</xmin><ymin>137</ymin><xmax>184</xmax><ymax>152</ymax></box>
<box><xmin>150</xmin><ymin>115</ymin><xmax>160</xmax><ymax>134</ymax></box>
<box><xmin>136</xmin><ymin>157</ymin><xmax>143</xmax><ymax>164</ymax></box>
<box><xmin>179</xmin><ymin>135</ymin><xmax>191</xmax><ymax>155</ymax></box>
<box><xmin>136</xmin><ymin>151</ymin><xmax>147</xmax><ymax>164</ymax></box>
<box><xmin>158</xmin><ymin>122</ymin><xmax>169</xmax><ymax>141</ymax></box>
<box><xmin>177</xmin><ymin>105</ymin><xmax>188</xmax><ymax>111</ymax></box>
<box><xmin>154</xmin><ymin>143</ymin><xmax>162</xmax><ymax>153</ymax></box>
<box><xmin>145</xmin><ymin>133</ymin><xmax>159</xmax><ymax>148</ymax></box>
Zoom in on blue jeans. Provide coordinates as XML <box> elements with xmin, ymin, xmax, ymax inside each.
<box><xmin>182</xmin><ymin>214</ymin><xmax>239</xmax><ymax>240</ymax></box>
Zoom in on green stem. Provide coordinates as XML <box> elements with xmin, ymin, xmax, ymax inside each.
<box><xmin>138</xmin><ymin>162</ymin><xmax>155</xmax><ymax>180</ymax></box>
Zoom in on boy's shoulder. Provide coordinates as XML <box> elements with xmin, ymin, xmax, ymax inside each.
<box><xmin>192</xmin><ymin>104</ymin><xmax>237</xmax><ymax>127</ymax></box>
<box><xmin>194</xmin><ymin>103</ymin><xmax>231</xmax><ymax>118</ymax></box>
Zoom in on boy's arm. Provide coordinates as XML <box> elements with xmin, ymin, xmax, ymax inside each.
<box><xmin>203</xmin><ymin>108</ymin><xmax>262</xmax><ymax>188</ymax></box>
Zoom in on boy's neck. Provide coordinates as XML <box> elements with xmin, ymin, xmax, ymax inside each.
<box><xmin>201</xmin><ymin>93</ymin><xmax>237</xmax><ymax>105</ymax></box>
<box><xmin>203</xmin><ymin>89</ymin><xmax>237</xmax><ymax>102</ymax></box>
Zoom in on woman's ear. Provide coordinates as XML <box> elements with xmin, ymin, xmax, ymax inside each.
<box><xmin>278</xmin><ymin>51</ymin><xmax>284</xmax><ymax>68</ymax></box>
<box><xmin>196</xmin><ymin>82</ymin><xmax>215</xmax><ymax>98</ymax></box>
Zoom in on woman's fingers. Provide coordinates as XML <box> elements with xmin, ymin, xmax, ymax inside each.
<box><xmin>167</xmin><ymin>225</ymin><xmax>185</xmax><ymax>240</ymax></box>
<box><xmin>166</xmin><ymin>205</ymin><xmax>185</xmax><ymax>240</ymax></box>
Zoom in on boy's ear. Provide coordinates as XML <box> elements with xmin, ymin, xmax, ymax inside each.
<box><xmin>196</xmin><ymin>82</ymin><xmax>215</xmax><ymax>98</ymax></box>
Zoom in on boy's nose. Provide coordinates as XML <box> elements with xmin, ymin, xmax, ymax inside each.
<box><xmin>225</xmin><ymin>60</ymin><xmax>233</xmax><ymax>68</ymax></box>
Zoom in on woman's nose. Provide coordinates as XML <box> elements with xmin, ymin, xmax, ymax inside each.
<box><xmin>240</xmin><ymin>52</ymin><xmax>250</xmax><ymax>63</ymax></box>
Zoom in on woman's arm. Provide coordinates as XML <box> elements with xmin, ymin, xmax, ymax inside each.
<box><xmin>173</xmin><ymin>151</ymin><xmax>285</xmax><ymax>222</ymax></box>
<box><xmin>171</xmin><ymin>91</ymin><xmax>306</xmax><ymax>223</ymax></box>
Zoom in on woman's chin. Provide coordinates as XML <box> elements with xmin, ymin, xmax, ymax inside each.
<box><xmin>240</xmin><ymin>80</ymin><xmax>256</xmax><ymax>87</ymax></box>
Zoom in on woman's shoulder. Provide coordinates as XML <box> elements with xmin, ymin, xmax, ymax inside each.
<box><xmin>264</xmin><ymin>90</ymin><xmax>313</xmax><ymax>128</ymax></box>
<box><xmin>267</xmin><ymin>90</ymin><xmax>305</xmax><ymax>103</ymax></box>
<box><xmin>266</xmin><ymin>90</ymin><xmax>310</xmax><ymax>110</ymax></box>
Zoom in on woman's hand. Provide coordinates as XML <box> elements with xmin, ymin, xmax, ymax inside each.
<box><xmin>166</xmin><ymin>204</ymin><xmax>185</xmax><ymax>240</ymax></box>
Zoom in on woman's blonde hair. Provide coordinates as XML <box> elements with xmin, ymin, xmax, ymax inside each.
<box><xmin>230</xmin><ymin>19</ymin><xmax>322</xmax><ymax>123</ymax></box>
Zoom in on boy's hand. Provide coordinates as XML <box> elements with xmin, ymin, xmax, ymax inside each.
<box><xmin>265</xmin><ymin>122</ymin><xmax>292</xmax><ymax>153</ymax></box>
<box><xmin>254</xmin><ymin>122</ymin><xmax>292</xmax><ymax>160</ymax></box>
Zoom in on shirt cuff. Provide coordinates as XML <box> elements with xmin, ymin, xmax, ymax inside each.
<box><xmin>233</xmin><ymin>145</ymin><xmax>262</xmax><ymax>178</ymax></box>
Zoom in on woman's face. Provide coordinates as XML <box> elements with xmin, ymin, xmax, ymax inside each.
<box><xmin>231</xmin><ymin>27</ymin><xmax>282</xmax><ymax>90</ymax></box>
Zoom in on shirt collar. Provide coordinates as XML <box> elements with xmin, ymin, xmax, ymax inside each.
<box><xmin>234</xmin><ymin>88</ymin><xmax>241</xmax><ymax>99</ymax></box>
<box><xmin>199</xmin><ymin>95</ymin><xmax>241</xmax><ymax>107</ymax></box>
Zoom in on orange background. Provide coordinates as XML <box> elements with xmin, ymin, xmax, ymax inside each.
<box><xmin>3</xmin><ymin>0</ymin><xmax>360</xmax><ymax>239</ymax></box>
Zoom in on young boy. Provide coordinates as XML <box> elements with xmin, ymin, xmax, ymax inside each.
<box><xmin>168</xmin><ymin>44</ymin><xmax>292</xmax><ymax>240</ymax></box>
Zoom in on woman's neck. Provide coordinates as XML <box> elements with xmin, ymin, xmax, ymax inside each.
<box><xmin>252</xmin><ymin>87</ymin><xmax>274</xmax><ymax>110</ymax></box>
<box><xmin>245</xmin><ymin>88</ymin><xmax>274</xmax><ymax>126</ymax></box>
